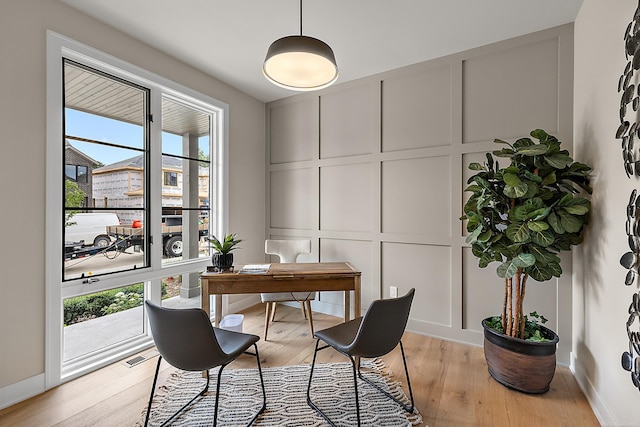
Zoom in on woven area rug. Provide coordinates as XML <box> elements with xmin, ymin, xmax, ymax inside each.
<box><xmin>141</xmin><ymin>359</ymin><xmax>422</xmax><ymax>426</ymax></box>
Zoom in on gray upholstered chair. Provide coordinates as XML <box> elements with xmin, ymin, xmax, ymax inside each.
<box><xmin>306</xmin><ymin>288</ymin><xmax>416</xmax><ymax>427</ymax></box>
<box><xmin>144</xmin><ymin>300</ymin><xmax>266</xmax><ymax>427</ymax></box>
<box><xmin>261</xmin><ymin>239</ymin><xmax>314</xmax><ymax>340</ymax></box>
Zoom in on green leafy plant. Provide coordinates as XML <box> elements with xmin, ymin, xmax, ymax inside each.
<box><xmin>101</xmin><ymin>291</ymin><xmax>143</xmax><ymax>315</ymax></box>
<box><xmin>63</xmin><ymin>283</ymin><xmax>167</xmax><ymax>326</ymax></box>
<box><xmin>485</xmin><ymin>311</ymin><xmax>550</xmax><ymax>341</ymax></box>
<box><xmin>209</xmin><ymin>233</ymin><xmax>242</xmax><ymax>254</ymax></box>
<box><xmin>461</xmin><ymin>129</ymin><xmax>592</xmax><ymax>340</ymax></box>
<box><xmin>64</xmin><ymin>179</ymin><xmax>86</xmax><ymax>227</ymax></box>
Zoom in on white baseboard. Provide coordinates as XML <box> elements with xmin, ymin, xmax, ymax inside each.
<box><xmin>570</xmin><ymin>352</ymin><xmax>615</xmax><ymax>426</ymax></box>
<box><xmin>0</xmin><ymin>373</ymin><xmax>45</xmax><ymax>410</ymax></box>
<box><xmin>310</xmin><ymin>299</ymin><xmax>344</xmax><ymax>318</ymax></box>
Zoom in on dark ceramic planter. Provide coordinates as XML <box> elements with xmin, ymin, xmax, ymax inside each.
<box><xmin>482</xmin><ymin>317</ymin><xmax>559</xmax><ymax>394</ymax></box>
<box><xmin>211</xmin><ymin>252</ymin><xmax>234</xmax><ymax>272</ymax></box>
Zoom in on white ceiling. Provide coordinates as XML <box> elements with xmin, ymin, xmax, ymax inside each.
<box><xmin>60</xmin><ymin>0</ymin><xmax>583</xmax><ymax>103</ymax></box>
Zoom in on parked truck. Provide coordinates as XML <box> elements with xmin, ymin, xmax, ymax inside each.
<box><xmin>107</xmin><ymin>215</ymin><xmax>209</xmax><ymax>257</ymax></box>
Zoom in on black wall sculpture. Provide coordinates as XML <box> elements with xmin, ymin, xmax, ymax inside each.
<box><xmin>619</xmin><ymin>0</ymin><xmax>640</xmax><ymax>392</ymax></box>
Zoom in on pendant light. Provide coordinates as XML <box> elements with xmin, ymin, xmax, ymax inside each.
<box><xmin>263</xmin><ymin>0</ymin><xmax>338</xmax><ymax>91</ymax></box>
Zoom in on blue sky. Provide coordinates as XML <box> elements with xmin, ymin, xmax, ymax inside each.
<box><xmin>65</xmin><ymin>109</ymin><xmax>209</xmax><ymax>165</ymax></box>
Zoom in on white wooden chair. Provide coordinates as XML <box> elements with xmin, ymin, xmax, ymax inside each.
<box><xmin>261</xmin><ymin>239</ymin><xmax>314</xmax><ymax>340</ymax></box>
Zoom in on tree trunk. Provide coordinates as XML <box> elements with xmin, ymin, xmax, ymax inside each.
<box><xmin>514</xmin><ymin>268</ymin><xmax>522</xmax><ymax>339</ymax></box>
<box><xmin>506</xmin><ymin>277</ymin><xmax>513</xmax><ymax>336</ymax></box>
<box><xmin>502</xmin><ymin>278</ymin><xmax>508</xmax><ymax>331</ymax></box>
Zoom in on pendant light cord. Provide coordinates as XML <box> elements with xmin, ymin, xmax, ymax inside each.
<box><xmin>299</xmin><ymin>0</ymin><xmax>303</xmax><ymax>36</ymax></box>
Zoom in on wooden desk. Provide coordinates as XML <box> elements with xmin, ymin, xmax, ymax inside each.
<box><xmin>201</xmin><ymin>262</ymin><xmax>361</xmax><ymax>327</ymax></box>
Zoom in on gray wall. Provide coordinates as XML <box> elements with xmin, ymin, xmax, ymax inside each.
<box><xmin>266</xmin><ymin>24</ymin><xmax>575</xmax><ymax>361</ymax></box>
<box><xmin>574</xmin><ymin>0</ymin><xmax>640</xmax><ymax>425</ymax></box>
<box><xmin>0</xmin><ymin>0</ymin><xmax>265</xmax><ymax>393</ymax></box>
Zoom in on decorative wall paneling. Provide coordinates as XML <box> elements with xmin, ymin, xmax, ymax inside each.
<box><xmin>266</xmin><ymin>24</ymin><xmax>574</xmax><ymax>362</ymax></box>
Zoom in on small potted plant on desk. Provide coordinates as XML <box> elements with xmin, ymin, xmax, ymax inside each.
<box><xmin>460</xmin><ymin>129</ymin><xmax>592</xmax><ymax>393</ymax></box>
<box><xmin>209</xmin><ymin>233</ymin><xmax>242</xmax><ymax>272</ymax></box>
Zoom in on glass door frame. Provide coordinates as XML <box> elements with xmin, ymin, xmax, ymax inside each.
<box><xmin>46</xmin><ymin>31</ymin><xmax>230</xmax><ymax>388</ymax></box>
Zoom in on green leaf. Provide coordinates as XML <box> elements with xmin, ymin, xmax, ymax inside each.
<box><xmin>476</xmin><ymin>195</ymin><xmax>492</xmax><ymax>210</ymax></box>
<box><xmin>557</xmin><ymin>193</ymin><xmax>574</xmax><ymax>207</ymax></box>
<box><xmin>504</xmin><ymin>181</ymin><xmax>529</xmax><ymax>198</ymax></box>
<box><xmin>479</xmin><ymin>254</ymin><xmax>492</xmax><ymax>268</ymax></box>
<box><xmin>474</xmin><ymin>176</ymin><xmax>493</xmax><ymax>191</ymax></box>
<box><xmin>471</xmin><ymin>243</ymin><xmax>485</xmax><ymax>259</ymax></box>
<box><xmin>465</xmin><ymin>215</ymin><xmax>479</xmax><ymax>229</ymax></box>
<box><xmin>558</xmin><ymin>211</ymin><xmax>583</xmax><ymax>233</ymax></box>
<box><xmin>510</xmin><ymin>205</ymin><xmax>530</xmax><ymax>221</ymax></box>
<box><xmin>512</xmin><ymin>253</ymin><xmax>536</xmax><ymax>268</ymax></box>
<box><xmin>530</xmin><ymin>207</ymin><xmax>550</xmax><ymax>221</ymax></box>
<box><xmin>545</xmin><ymin>153</ymin><xmax>573</xmax><ymax>169</ymax></box>
<box><xmin>494</xmin><ymin>138</ymin><xmax>513</xmax><ymax>146</ymax></box>
<box><xmin>527</xmin><ymin>264</ymin><xmax>554</xmax><ymax>282</ymax></box>
<box><xmin>541</xmin><ymin>172</ymin><xmax>557</xmax><ymax>186</ymax></box>
<box><xmin>464</xmin><ymin>184</ymin><xmax>482</xmax><ymax>193</ymax></box>
<box><xmin>547</xmin><ymin>262</ymin><xmax>563</xmax><ymax>277</ymax></box>
<box><xmin>478</xmin><ymin>229</ymin><xmax>493</xmax><ymax>242</ymax></box>
<box><xmin>547</xmin><ymin>211</ymin><xmax>564</xmax><ymax>234</ymax></box>
<box><xmin>497</xmin><ymin>261</ymin><xmax>518</xmax><ymax>278</ymax></box>
<box><xmin>529</xmin><ymin>245</ymin><xmax>560</xmax><ymax>264</ymax></box>
<box><xmin>506</xmin><ymin>222</ymin><xmax>531</xmax><ymax>243</ymax></box>
<box><xmin>503</xmin><ymin>173</ymin><xmax>521</xmax><ymax>187</ymax></box>
<box><xmin>523</xmin><ymin>170</ymin><xmax>542</xmax><ymax>183</ymax></box>
<box><xmin>562</xmin><ymin>197</ymin><xmax>591</xmax><ymax>215</ymax></box>
<box><xmin>468</xmin><ymin>162</ymin><xmax>485</xmax><ymax>171</ymax></box>
<box><xmin>531</xmin><ymin>229</ymin><xmax>555</xmax><ymax>247</ymax></box>
<box><xmin>465</xmin><ymin>225</ymin><xmax>483</xmax><ymax>243</ymax></box>
<box><xmin>504</xmin><ymin>165</ymin><xmax>520</xmax><ymax>174</ymax></box>
<box><xmin>516</xmin><ymin>144</ymin><xmax>549</xmax><ymax>156</ymax></box>
<box><xmin>527</xmin><ymin>221</ymin><xmax>549</xmax><ymax>232</ymax></box>
<box><xmin>564</xmin><ymin>204</ymin><xmax>590</xmax><ymax>215</ymax></box>
<box><xmin>530</xmin><ymin>129</ymin><xmax>550</xmax><ymax>142</ymax></box>
<box><xmin>493</xmin><ymin>148</ymin><xmax>515</xmax><ymax>157</ymax></box>
<box><xmin>522</xmin><ymin>180</ymin><xmax>539</xmax><ymax>199</ymax></box>
<box><xmin>513</xmin><ymin>137</ymin><xmax>534</xmax><ymax>148</ymax></box>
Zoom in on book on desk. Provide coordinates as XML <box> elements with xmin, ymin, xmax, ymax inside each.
<box><xmin>238</xmin><ymin>264</ymin><xmax>271</xmax><ymax>274</ymax></box>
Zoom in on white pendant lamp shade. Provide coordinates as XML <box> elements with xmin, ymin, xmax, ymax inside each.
<box><xmin>263</xmin><ymin>0</ymin><xmax>338</xmax><ymax>91</ymax></box>
<box><xmin>263</xmin><ymin>35</ymin><xmax>338</xmax><ymax>91</ymax></box>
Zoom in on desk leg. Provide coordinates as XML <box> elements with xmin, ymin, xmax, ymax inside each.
<box><xmin>354</xmin><ymin>275</ymin><xmax>361</xmax><ymax>318</ymax></box>
<box><xmin>214</xmin><ymin>294</ymin><xmax>223</xmax><ymax>327</ymax></box>
<box><xmin>202</xmin><ymin>280</ymin><xmax>210</xmax><ymax>319</ymax></box>
<box><xmin>344</xmin><ymin>291</ymin><xmax>351</xmax><ymax>322</ymax></box>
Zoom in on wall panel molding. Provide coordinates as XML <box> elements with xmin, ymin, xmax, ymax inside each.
<box><xmin>266</xmin><ymin>24</ymin><xmax>574</xmax><ymax>360</ymax></box>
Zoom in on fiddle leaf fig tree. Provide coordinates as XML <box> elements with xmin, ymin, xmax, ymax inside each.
<box><xmin>461</xmin><ymin>129</ymin><xmax>592</xmax><ymax>339</ymax></box>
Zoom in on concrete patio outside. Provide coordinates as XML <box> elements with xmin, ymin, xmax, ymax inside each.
<box><xmin>63</xmin><ymin>294</ymin><xmax>200</xmax><ymax>362</ymax></box>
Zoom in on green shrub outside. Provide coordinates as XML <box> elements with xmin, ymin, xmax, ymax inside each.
<box><xmin>63</xmin><ymin>282</ymin><xmax>167</xmax><ymax>326</ymax></box>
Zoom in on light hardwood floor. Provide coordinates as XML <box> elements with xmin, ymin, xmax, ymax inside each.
<box><xmin>0</xmin><ymin>304</ymin><xmax>599</xmax><ymax>427</ymax></box>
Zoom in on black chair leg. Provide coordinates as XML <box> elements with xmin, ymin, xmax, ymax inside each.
<box><xmin>307</xmin><ymin>340</ymin><xmax>363</xmax><ymax>426</ymax></box>
<box><xmin>144</xmin><ymin>355</ymin><xmax>163</xmax><ymax>427</ymax></box>
<box><xmin>307</xmin><ymin>339</ymin><xmax>338</xmax><ymax>427</ymax></box>
<box><xmin>348</xmin><ymin>355</ymin><xmax>362</xmax><ymax>427</ymax></box>
<box><xmin>145</xmin><ymin>355</ymin><xmax>211</xmax><ymax>427</ymax></box>
<box><xmin>213</xmin><ymin>344</ymin><xmax>266</xmax><ymax>427</ymax></box>
<box><xmin>213</xmin><ymin>364</ymin><xmax>225</xmax><ymax>427</ymax></box>
<box><xmin>246</xmin><ymin>343</ymin><xmax>267</xmax><ymax>425</ymax></box>
<box><xmin>356</xmin><ymin>341</ymin><xmax>415</xmax><ymax>413</ymax></box>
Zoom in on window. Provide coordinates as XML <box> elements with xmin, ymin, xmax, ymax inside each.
<box><xmin>46</xmin><ymin>32</ymin><xmax>229</xmax><ymax>386</ymax></box>
<box><xmin>65</xmin><ymin>164</ymin><xmax>88</xmax><ymax>183</ymax></box>
<box><xmin>77</xmin><ymin>165</ymin><xmax>88</xmax><ymax>183</ymax></box>
<box><xmin>63</xmin><ymin>59</ymin><xmax>150</xmax><ymax>280</ymax></box>
<box><xmin>163</xmin><ymin>171</ymin><xmax>178</xmax><ymax>186</ymax></box>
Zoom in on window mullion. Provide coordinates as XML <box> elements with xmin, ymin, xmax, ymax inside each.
<box><xmin>149</xmin><ymin>89</ymin><xmax>164</xmax><ymax>275</ymax></box>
